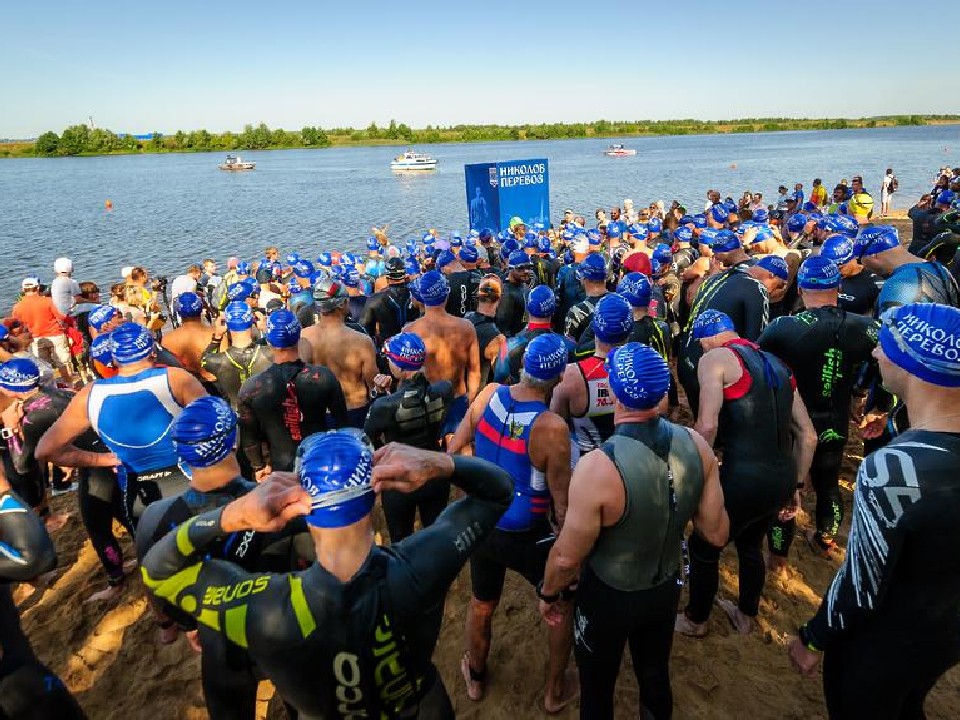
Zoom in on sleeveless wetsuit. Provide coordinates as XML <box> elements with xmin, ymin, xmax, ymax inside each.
<box><xmin>465</xmin><ymin>311</ymin><xmax>502</xmax><ymax>389</ymax></box>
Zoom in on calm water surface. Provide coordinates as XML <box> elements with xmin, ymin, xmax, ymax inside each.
<box><xmin>1</xmin><ymin>125</ymin><xmax>958</xmax><ymax>306</ymax></box>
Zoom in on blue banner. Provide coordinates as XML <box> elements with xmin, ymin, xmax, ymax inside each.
<box><xmin>465</xmin><ymin>158</ymin><xmax>550</xmax><ymax>233</ymax></box>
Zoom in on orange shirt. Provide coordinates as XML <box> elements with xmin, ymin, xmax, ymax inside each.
<box><xmin>12</xmin><ymin>294</ymin><xmax>64</xmax><ymax>338</ymax></box>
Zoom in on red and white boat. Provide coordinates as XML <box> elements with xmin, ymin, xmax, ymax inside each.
<box><xmin>604</xmin><ymin>144</ymin><xmax>637</xmax><ymax>157</ymax></box>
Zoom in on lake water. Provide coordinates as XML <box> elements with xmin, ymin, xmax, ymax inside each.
<box><xmin>1</xmin><ymin>124</ymin><xmax>958</xmax><ymax>307</ymax></box>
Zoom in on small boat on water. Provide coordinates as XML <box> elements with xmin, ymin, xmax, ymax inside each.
<box><xmin>219</xmin><ymin>155</ymin><xmax>256</xmax><ymax>171</ymax></box>
<box><xmin>604</xmin><ymin>144</ymin><xmax>637</xmax><ymax>157</ymax></box>
<box><xmin>391</xmin><ymin>150</ymin><xmax>438</xmax><ymax>171</ymax></box>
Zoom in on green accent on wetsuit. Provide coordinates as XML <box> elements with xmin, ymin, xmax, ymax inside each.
<box><xmin>589</xmin><ymin>419</ymin><xmax>703</xmax><ymax>592</ymax></box>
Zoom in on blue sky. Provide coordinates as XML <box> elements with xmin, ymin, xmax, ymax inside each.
<box><xmin>1</xmin><ymin>0</ymin><xmax>954</xmax><ymax>138</ymax></box>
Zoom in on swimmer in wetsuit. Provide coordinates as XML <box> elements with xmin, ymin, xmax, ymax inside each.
<box><xmin>759</xmin><ymin>258</ymin><xmax>879</xmax><ymax>564</ymax></box>
<box><xmin>495</xmin><ymin>252</ymin><xmax>531</xmax><ymax>338</ymax></box>
<box><xmin>464</xmin><ymin>275</ymin><xmax>507</xmax><ymax>390</ymax></box>
<box><xmin>402</xmin><ymin>271</ymin><xmax>480</xmax><ymax>440</ymax></box>
<box><xmin>136</xmin><ymin>397</ymin><xmax>314</xmax><ymax>719</ymax></box>
<box><xmin>0</xmin><ymin>465</ymin><xmax>86</xmax><ymax>719</ymax></box>
<box><xmin>360</xmin><ymin>259</ymin><xmax>420</xmax><ymax>346</ymax></box>
<box><xmin>789</xmin><ymin>303</ymin><xmax>960</xmax><ymax>719</ymax></box>
<box><xmin>819</xmin><ymin>235</ymin><xmax>884</xmax><ymax>316</ymax></box>
<box><xmin>496</xmin><ymin>285</ymin><xmax>557</xmax><ymax>384</ymax></box>
<box><xmin>36</xmin><ymin>322</ymin><xmax>207</xmax><ymax>524</ymax></box>
<box><xmin>364</xmin><ymin>332</ymin><xmax>453</xmax><ymax>542</ymax></box>
<box><xmin>540</xmin><ymin>343</ymin><xmax>728</xmax><ymax>720</ymax></box>
<box><xmin>676</xmin><ymin>311</ymin><xmax>816</xmax><ymax>637</ymax></box>
<box><xmin>563</xmin><ymin>253</ymin><xmax>608</xmax><ymax>344</ymax></box>
<box><xmin>0</xmin><ymin>358</ymin><xmax>133</xmax><ymax>602</ymax></box>
<box><xmin>141</xmin><ymin>434</ymin><xmax>514</xmax><ymax>720</ymax></box>
<box><xmin>301</xmin><ymin>277</ymin><xmax>377</xmax><ymax>429</ymax></box>
<box><xmin>236</xmin><ymin>310</ymin><xmax>348</xmax><ymax>478</ymax></box>
<box><xmin>200</xmin><ymin>302</ymin><xmax>271</xmax><ymax>409</ymax></box>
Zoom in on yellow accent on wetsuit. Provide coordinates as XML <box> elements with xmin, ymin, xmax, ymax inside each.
<box><xmin>225</xmin><ymin>605</ymin><xmax>248</xmax><ymax>647</ymax></box>
<box><xmin>176</xmin><ymin>520</ymin><xmax>196</xmax><ymax>557</ymax></box>
<box><xmin>289</xmin><ymin>575</ymin><xmax>317</xmax><ymax>637</ymax></box>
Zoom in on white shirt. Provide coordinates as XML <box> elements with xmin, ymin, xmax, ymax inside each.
<box><xmin>170</xmin><ymin>274</ymin><xmax>198</xmax><ymax>302</ymax></box>
<box><xmin>50</xmin><ymin>276</ymin><xmax>81</xmax><ymax>315</ymax></box>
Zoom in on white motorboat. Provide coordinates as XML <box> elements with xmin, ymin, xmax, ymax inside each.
<box><xmin>390</xmin><ymin>150</ymin><xmax>438</xmax><ymax>171</ymax></box>
<box><xmin>219</xmin><ymin>155</ymin><xmax>256</xmax><ymax>171</ymax></box>
<box><xmin>604</xmin><ymin>144</ymin><xmax>636</xmax><ymax>157</ymax></box>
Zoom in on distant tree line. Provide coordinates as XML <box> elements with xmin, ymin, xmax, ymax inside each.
<box><xmin>13</xmin><ymin>115</ymin><xmax>958</xmax><ymax>158</ymax></box>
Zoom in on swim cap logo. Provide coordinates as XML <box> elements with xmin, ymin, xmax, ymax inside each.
<box><xmin>895</xmin><ymin>313</ymin><xmax>960</xmax><ymax>361</ymax></box>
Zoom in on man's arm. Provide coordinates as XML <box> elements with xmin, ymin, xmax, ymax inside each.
<box><xmin>0</xmin><ymin>472</ymin><xmax>56</xmax><ymax>581</ymax></box>
<box><xmin>790</xmin><ymin>390</ymin><xmax>818</xmax><ymax>486</ymax></box>
<box><xmin>530</xmin><ymin>412</ymin><xmax>572</xmax><ymax>527</ymax></box>
<box><xmin>539</xmin><ymin>450</ymin><xmax>608</xmax><ymax>598</ymax></box>
<box><xmin>464</xmin><ymin>330</ymin><xmax>480</xmax><ymax>402</ymax></box>
<box><xmin>35</xmin><ymin>385</ymin><xmax>118</xmax><ymax>467</ymax></box>
<box><xmin>359</xmin><ymin>336</ymin><xmax>378</xmax><ymax>396</ymax></box>
<box><xmin>167</xmin><ymin>367</ymin><xmax>209</xmax><ymax>407</ymax></box>
<box><xmin>237</xmin><ymin>389</ymin><xmax>267</xmax><ymax>471</ymax></box>
<box><xmin>687</xmin><ymin>428</ymin><xmax>729</xmax><ymax>546</ymax></box>
<box><xmin>447</xmin><ymin>383</ymin><xmax>497</xmax><ymax>455</ymax></box>
<box><xmin>548</xmin><ymin>365</ymin><xmax>576</xmax><ymax>420</ymax></box>
<box><xmin>324</xmin><ymin>371</ymin><xmax>349</xmax><ymax>428</ymax></box>
<box><xmin>694</xmin><ymin>349</ymin><xmax>730</xmax><ymax>446</ymax></box>
<box><xmin>363</xmin><ymin>397</ymin><xmax>392</xmax><ymax>449</ymax></box>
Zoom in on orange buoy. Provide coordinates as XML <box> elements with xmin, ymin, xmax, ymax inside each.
<box><xmin>105</xmin><ymin>199</ymin><xmax>113</xmax><ymax>211</ymax></box>
<box><xmin>729</xmin><ymin>163</ymin><xmax>737</xmax><ymax>169</ymax></box>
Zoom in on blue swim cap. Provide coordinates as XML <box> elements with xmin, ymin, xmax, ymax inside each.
<box><xmin>419</xmin><ymin>270</ymin><xmax>449</xmax><ymax>307</ymax></box>
<box><xmin>451</xmin><ymin>233</ymin><xmax>463</xmax><ymax>248</ymax></box>
<box><xmin>463</xmin><ymin>236</ymin><xmax>477</xmax><ymax>248</ymax></box>
<box><xmin>366</xmin><ymin>237</ymin><xmax>379</xmax><ymax>251</ymax></box>
<box><xmin>292</xmin><ymin>260</ymin><xmax>315</xmax><ymax>278</ymax></box>
<box><xmin>617</xmin><ymin>272</ymin><xmax>652</xmax><ymax>307</ymax></box>
<box><xmin>265</xmin><ymin>309</ymin><xmax>301</xmax><ymax>348</ymax></box>
<box><xmin>172</xmin><ymin>397</ymin><xmax>238</xmax><ymax>469</ymax></box>
<box><xmin>408</xmin><ymin>278</ymin><xmax>423</xmax><ymax>303</ymax></box>
<box><xmin>710</xmin><ymin>204</ymin><xmax>730</xmax><ymax>224</ymax></box>
<box><xmin>834</xmin><ymin>214</ymin><xmax>859</xmax><ymax>239</ymax></box>
<box><xmin>854</xmin><ymin>225</ymin><xmax>900</xmax><ymax>259</ymax></box>
<box><xmin>798</xmin><ymin>256</ymin><xmax>841</xmax><ymax>290</ymax></box>
<box><xmin>227</xmin><ymin>282</ymin><xmax>253</xmax><ymax>303</ymax></box>
<box><xmin>537</xmin><ymin>236</ymin><xmax>551</xmax><ymax>254</ymax></box>
<box><xmin>674</xmin><ymin>226</ymin><xmax>694</xmax><ymax>243</ymax></box>
<box><xmin>756</xmin><ymin>255</ymin><xmax>789</xmax><ymax>280</ymax></box>
<box><xmin>89</xmin><ymin>333</ymin><xmax>114</xmax><ymax>366</ymax></box>
<box><xmin>680</xmin><ymin>215</ymin><xmax>695</xmax><ymax>226</ymax></box>
<box><xmin>342</xmin><ymin>268</ymin><xmax>361</xmax><ymax>288</ymax></box>
<box><xmin>592</xmin><ymin>293</ymin><xmax>633</xmax><ymax>344</ymax></box>
<box><xmin>500</xmin><ymin>238</ymin><xmax>521</xmax><ymax>258</ymax></box>
<box><xmin>0</xmin><ymin>326</ymin><xmax>7</xmax><ymax>342</ymax></box>
<box><xmin>752</xmin><ymin>209</ymin><xmax>769</xmax><ymax>224</ymax></box>
<box><xmin>692</xmin><ymin>310</ymin><xmax>735</xmax><ymax>340</ymax></box>
<box><xmin>586</xmin><ymin>229</ymin><xmax>602</xmax><ymax>245</ymax></box>
<box><xmin>879</xmin><ymin>303</ymin><xmax>960</xmax><ymax>387</ymax></box>
<box><xmin>89</xmin><ymin>304</ymin><xmax>119</xmax><ymax>331</ymax></box>
<box><xmin>459</xmin><ymin>246</ymin><xmax>479</xmax><ymax>264</ymax></box>
<box><xmin>838</xmin><ymin>203</ymin><xmax>849</xmax><ymax>215</ymax></box>
<box><xmin>436</xmin><ymin>250</ymin><xmax>457</xmax><ymax>270</ymax></box>
<box><xmin>523</xmin><ymin>333</ymin><xmax>568</xmax><ymax>381</ymax></box>
<box><xmin>527</xmin><ymin>285</ymin><xmax>557</xmax><ymax>319</ymax></box>
<box><xmin>605</xmin><ymin>343</ymin><xmax>671</xmax><ymax>410</ymax></box>
<box><xmin>692</xmin><ymin>214</ymin><xmax>708</xmax><ymax>229</ymax></box>
<box><xmin>285</xmin><ymin>253</ymin><xmax>300</xmax><ymax>265</ymax></box>
<box><xmin>224</xmin><ymin>301</ymin><xmax>254</xmax><ymax>331</ymax></box>
<box><xmin>174</xmin><ymin>292</ymin><xmax>203</xmax><ymax>318</ymax></box>
<box><xmin>343</xmin><ymin>252</ymin><xmax>357</xmax><ymax>266</ymax></box>
<box><xmin>403</xmin><ymin>258</ymin><xmax>420</xmax><ymax>277</ymax></box>
<box><xmin>479</xmin><ymin>228</ymin><xmax>493</xmax><ymax>241</ymax></box>
<box><xmin>653</xmin><ymin>243</ymin><xmax>673</xmax><ymax>265</ymax></box>
<box><xmin>626</xmin><ymin>223</ymin><xmax>642</xmax><ymax>237</ymax></box>
<box><xmin>820</xmin><ymin>236</ymin><xmax>855</xmax><ymax>266</ymax></box>
<box><xmin>296</xmin><ymin>430</ymin><xmax>375</xmax><ymax>529</ymax></box>
<box><xmin>237</xmin><ymin>261</ymin><xmax>252</xmax><ymax>275</ymax></box>
<box><xmin>317</xmin><ymin>252</ymin><xmax>332</xmax><ymax>267</ymax></box>
<box><xmin>606</xmin><ymin>223</ymin><xmax>622</xmax><ymax>239</ymax></box>
<box><xmin>422</xmin><ymin>232</ymin><xmax>434</xmax><ymax>243</ymax></box>
<box><xmin>384</xmin><ymin>332</ymin><xmax>426</xmax><ymax>371</ymax></box>
<box><xmin>700</xmin><ymin>228</ymin><xmax>719</xmax><ymax>245</ymax></box>
<box><xmin>577</xmin><ymin>253</ymin><xmax>607</xmax><ymax>282</ymax></box>
<box><xmin>647</xmin><ymin>217</ymin><xmax>662</xmax><ymax>234</ymax></box>
<box><xmin>750</xmin><ymin>225</ymin><xmax>774</xmax><ymax>244</ymax></box>
<box><xmin>0</xmin><ymin>358</ymin><xmax>40</xmax><ymax>392</ymax></box>
<box><xmin>507</xmin><ymin>251</ymin><xmax>532</xmax><ymax>270</ymax></box>
<box><xmin>786</xmin><ymin>214</ymin><xmax>807</xmax><ymax>234</ymax></box>
<box><xmin>523</xmin><ymin>233</ymin><xmax>538</xmax><ymax>249</ymax></box>
<box><xmin>111</xmin><ymin>322</ymin><xmax>156</xmax><ymax>364</ymax></box>
<box><xmin>709</xmin><ymin>229</ymin><xmax>741</xmax><ymax>254</ymax></box>
<box><xmin>802</xmin><ymin>201</ymin><xmax>816</xmax><ymax>213</ymax></box>
<box><xmin>937</xmin><ymin>190</ymin><xmax>957</xmax><ymax>206</ymax></box>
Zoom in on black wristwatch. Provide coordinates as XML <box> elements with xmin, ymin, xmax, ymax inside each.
<box><xmin>535</xmin><ymin>580</ymin><xmax>561</xmax><ymax>603</ymax></box>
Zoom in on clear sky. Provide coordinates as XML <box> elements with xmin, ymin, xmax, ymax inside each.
<box><xmin>2</xmin><ymin>0</ymin><xmax>955</xmax><ymax>138</ymax></box>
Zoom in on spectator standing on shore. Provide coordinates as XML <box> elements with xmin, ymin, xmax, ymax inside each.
<box><xmin>848</xmin><ymin>176</ymin><xmax>875</xmax><ymax>224</ymax></box>
<box><xmin>810</xmin><ymin>178</ymin><xmax>828</xmax><ymax>208</ymax></box>
<box><xmin>50</xmin><ymin>258</ymin><xmax>82</xmax><ymax>315</ymax></box>
<box><xmin>881</xmin><ymin>168</ymin><xmax>897</xmax><ymax>217</ymax></box>
<box><xmin>793</xmin><ymin>183</ymin><xmax>805</xmax><ymax>207</ymax></box>
<box><xmin>11</xmin><ymin>277</ymin><xmax>75</xmax><ymax>386</ymax></box>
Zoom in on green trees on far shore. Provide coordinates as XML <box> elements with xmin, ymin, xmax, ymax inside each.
<box><xmin>4</xmin><ymin>115</ymin><xmax>958</xmax><ymax>159</ymax></box>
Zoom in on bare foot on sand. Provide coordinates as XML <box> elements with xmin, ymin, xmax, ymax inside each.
<box><xmin>44</xmin><ymin>512</ymin><xmax>71</xmax><ymax>533</ymax></box>
<box><xmin>765</xmin><ymin>551</ymin><xmax>789</xmax><ymax>576</ymax></box>
<box><xmin>675</xmin><ymin>612</ymin><xmax>709</xmax><ymax>638</ymax></box>
<box><xmin>460</xmin><ymin>651</ymin><xmax>485</xmax><ymax>701</ymax></box>
<box><xmin>544</xmin><ymin>668</ymin><xmax>579</xmax><ymax>714</ymax></box>
<box><xmin>717</xmin><ymin>598</ymin><xmax>756</xmax><ymax>635</ymax></box>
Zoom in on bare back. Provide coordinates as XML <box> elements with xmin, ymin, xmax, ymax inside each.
<box><xmin>301</xmin><ymin>321</ymin><xmax>376</xmax><ymax>410</ymax></box>
<box><xmin>405</xmin><ymin>311</ymin><xmax>479</xmax><ymax>398</ymax></box>
<box><xmin>161</xmin><ymin>321</ymin><xmax>214</xmax><ymax>379</ymax></box>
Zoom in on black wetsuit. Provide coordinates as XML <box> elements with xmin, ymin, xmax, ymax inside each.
<box><xmin>361</xmin><ymin>285</ymin><xmax>419</xmax><ymax>346</ymax></box>
<box><xmin>575</xmin><ymin>315</ymin><xmax>672</xmax><ymax>361</ymax></box>
<box><xmin>531</xmin><ymin>255</ymin><xmax>559</xmax><ymax>289</ymax></box>
<box><xmin>201</xmin><ymin>339</ymin><xmax>272</xmax><ymax>409</ymax></box>
<box><xmin>443</xmin><ymin>271</ymin><xmax>473</xmax><ymax>318</ymax></box>
<box><xmin>8</xmin><ymin>388</ymin><xmax>131</xmax><ymax>586</ymax></box>
<box><xmin>495</xmin><ymin>279</ymin><xmax>527</xmax><ymax>338</ymax></box>
<box><xmin>677</xmin><ymin>263</ymin><xmax>769</xmax><ymax>416</ymax></box>
<box><xmin>801</xmin><ymin>430</ymin><xmax>960</xmax><ymax>719</ymax></box>
<box><xmin>0</xmin><ymin>490</ymin><xmax>86</xmax><ymax>719</ymax></box>
<box><xmin>465</xmin><ymin>312</ymin><xmax>502</xmax><ymax>388</ymax></box>
<box><xmin>348</xmin><ymin>295</ymin><xmax>367</xmax><ymax>325</ymax></box>
<box><xmin>237</xmin><ymin>361</ymin><xmax>348</xmax><ymax>473</ymax></box>
<box><xmin>837</xmin><ymin>269</ymin><xmax>884</xmax><ymax>316</ymax></box>
<box><xmin>685</xmin><ymin>339</ymin><xmax>795</xmax><ymax>624</ymax></box>
<box><xmin>758</xmin><ymin>307</ymin><xmax>879</xmax><ymax>556</ymax></box>
<box><xmin>499</xmin><ymin>323</ymin><xmax>554</xmax><ymax>384</ymax></box>
<box><xmin>136</xmin><ymin>478</ymin><xmax>313</xmax><ymax>720</ymax></box>
<box><xmin>364</xmin><ymin>374</ymin><xmax>453</xmax><ymax>542</ymax></box>
<box><xmin>141</xmin><ymin>457</ymin><xmax>513</xmax><ymax>720</ymax></box>
<box><xmin>564</xmin><ymin>293</ymin><xmax>607</xmax><ymax>344</ymax></box>
<box><xmin>556</xmin><ymin>264</ymin><xmax>585</xmax><ymax>332</ymax></box>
